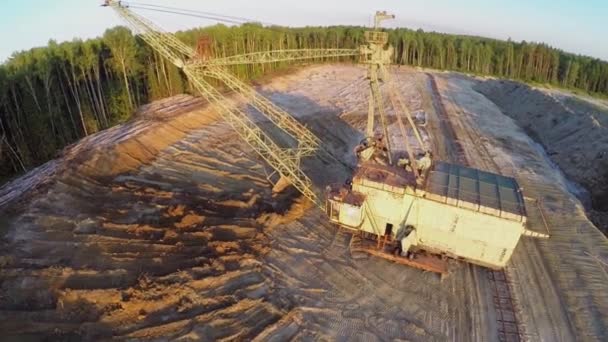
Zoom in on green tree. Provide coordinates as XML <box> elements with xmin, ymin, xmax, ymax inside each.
<box><xmin>1</xmin><ymin>22</ymin><xmax>608</xmax><ymax>184</ymax></box>
<box><xmin>103</xmin><ymin>26</ymin><xmax>139</xmax><ymax>110</ymax></box>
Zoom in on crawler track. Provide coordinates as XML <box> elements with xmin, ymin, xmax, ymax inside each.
<box><xmin>349</xmin><ymin>234</ymin><xmax>449</xmax><ymax>274</ymax></box>
<box><xmin>427</xmin><ymin>74</ymin><xmax>524</xmax><ymax>342</ymax></box>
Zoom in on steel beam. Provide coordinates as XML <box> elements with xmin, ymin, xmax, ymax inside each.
<box><xmin>369</xmin><ymin>65</ymin><xmax>393</xmax><ymax>165</ymax></box>
<box><xmin>189</xmin><ymin>49</ymin><xmax>360</xmax><ymax>67</ymax></box>
<box><xmin>106</xmin><ymin>0</ymin><xmax>321</xmax><ymax>207</ymax></box>
<box><xmin>198</xmin><ymin>65</ymin><xmax>321</xmax><ymax>154</ymax></box>
<box><xmin>185</xmin><ymin>66</ymin><xmax>319</xmax><ymax>205</ymax></box>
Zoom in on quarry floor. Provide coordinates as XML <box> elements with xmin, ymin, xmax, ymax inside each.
<box><xmin>0</xmin><ymin>65</ymin><xmax>607</xmax><ymax>341</ymax></box>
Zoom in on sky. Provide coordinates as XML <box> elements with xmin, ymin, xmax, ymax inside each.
<box><xmin>1</xmin><ymin>0</ymin><xmax>607</xmax><ymax>63</ymax></box>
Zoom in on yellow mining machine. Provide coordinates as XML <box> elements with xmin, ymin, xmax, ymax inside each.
<box><xmin>325</xmin><ymin>12</ymin><xmax>551</xmax><ymax>273</ymax></box>
<box><xmin>103</xmin><ymin>2</ymin><xmax>549</xmax><ymax>274</ymax></box>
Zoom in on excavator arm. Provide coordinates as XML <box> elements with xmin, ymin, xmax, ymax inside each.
<box><xmin>104</xmin><ymin>0</ymin><xmax>322</xmax><ymax>206</ymax></box>
<box><xmin>104</xmin><ymin>0</ymin><xmax>194</xmax><ymax>66</ymax></box>
<box><xmin>195</xmin><ymin>65</ymin><xmax>321</xmax><ymax>154</ymax></box>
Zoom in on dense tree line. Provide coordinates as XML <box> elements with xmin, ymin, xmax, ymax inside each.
<box><xmin>389</xmin><ymin>29</ymin><xmax>608</xmax><ymax>92</ymax></box>
<box><xmin>1</xmin><ymin>23</ymin><xmax>607</xmax><ymax>182</ymax></box>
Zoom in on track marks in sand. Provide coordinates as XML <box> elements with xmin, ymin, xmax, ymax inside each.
<box><xmin>0</xmin><ymin>94</ymin><xmax>295</xmax><ymax>339</ymax></box>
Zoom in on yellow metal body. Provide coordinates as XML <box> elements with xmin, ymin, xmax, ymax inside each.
<box><xmin>327</xmin><ymin>162</ymin><xmax>530</xmax><ymax>269</ymax></box>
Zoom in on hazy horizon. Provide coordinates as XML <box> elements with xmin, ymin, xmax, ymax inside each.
<box><xmin>1</xmin><ymin>0</ymin><xmax>607</xmax><ymax>63</ymax></box>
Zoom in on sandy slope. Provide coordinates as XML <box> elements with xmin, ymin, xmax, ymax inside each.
<box><xmin>435</xmin><ymin>73</ymin><xmax>608</xmax><ymax>340</ymax></box>
<box><xmin>0</xmin><ymin>65</ymin><xmax>606</xmax><ymax>341</ymax></box>
<box><xmin>475</xmin><ymin>80</ymin><xmax>608</xmax><ymax>233</ymax></box>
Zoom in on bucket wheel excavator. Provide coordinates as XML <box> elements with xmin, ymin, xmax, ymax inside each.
<box><xmin>103</xmin><ymin>2</ymin><xmax>549</xmax><ymax>274</ymax></box>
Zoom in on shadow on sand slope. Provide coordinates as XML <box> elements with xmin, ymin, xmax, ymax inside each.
<box><xmin>0</xmin><ymin>91</ymin><xmax>366</xmax><ymax>340</ymax></box>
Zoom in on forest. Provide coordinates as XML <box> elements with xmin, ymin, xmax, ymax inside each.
<box><xmin>1</xmin><ymin>23</ymin><xmax>608</xmax><ymax>182</ymax></box>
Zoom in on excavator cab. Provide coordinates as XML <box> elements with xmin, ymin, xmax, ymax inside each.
<box><xmin>325</xmin><ymin>184</ymin><xmax>366</xmax><ymax>229</ymax></box>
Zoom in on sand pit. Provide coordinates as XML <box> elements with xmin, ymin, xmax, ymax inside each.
<box><xmin>475</xmin><ymin>80</ymin><xmax>608</xmax><ymax>234</ymax></box>
<box><xmin>0</xmin><ymin>65</ymin><xmax>607</xmax><ymax>340</ymax></box>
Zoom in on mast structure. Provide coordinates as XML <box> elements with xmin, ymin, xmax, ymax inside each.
<box><xmin>359</xmin><ymin>11</ymin><xmax>426</xmax><ymax>172</ymax></box>
<box><xmin>103</xmin><ymin>0</ymin><xmax>357</xmax><ymax>207</ymax></box>
<box><xmin>103</xmin><ymin>2</ymin><xmax>427</xmax><ymax>206</ymax></box>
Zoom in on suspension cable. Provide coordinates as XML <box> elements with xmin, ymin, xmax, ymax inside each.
<box><xmin>121</xmin><ymin>2</ymin><xmax>357</xmax><ymax>51</ymax></box>
<box><xmin>125</xmin><ymin>1</ymin><xmax>264</xmax><ymax>24</ymax></box>
<box><xmin>119</xmin><ymin>1</ymin><xmax>355</xmax><ymax>38</ymax></box>
<box><xmin>123</xmin><ymin>2</ymin><xmax>278</xmax><ymax>27</ymax></box>
<box><xmin>127</xmin><ymin>5</ymin><xmax>250</xmax><ymax>25</ymax></box>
